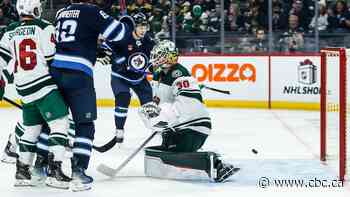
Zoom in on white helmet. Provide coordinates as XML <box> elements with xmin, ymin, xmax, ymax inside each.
<box><xmin>150</xmin><ymin>40</ymin><xmax>179</xmax><ymax>70</ymax></box>
<box><xmin>16</xmin><ymin>0</ymin><xmax>42</xmax><ymax>19</ymax></box>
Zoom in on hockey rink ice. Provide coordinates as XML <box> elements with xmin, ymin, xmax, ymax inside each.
<box><xmin>0</xmin><ymin>107</ymin><xmax>349</xmax><ymax>197</ymax></box>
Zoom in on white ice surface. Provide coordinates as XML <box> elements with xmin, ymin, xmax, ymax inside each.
<box><xmin>0</xmin><ymin>107</ymin><xmax>349</xmax><ymax>197</ymax></box>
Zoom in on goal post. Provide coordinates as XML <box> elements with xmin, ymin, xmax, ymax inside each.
<box><xmin>320</xmin><ymin>48</ymin><xmax>347</xmax><ymax>181</ymax></box>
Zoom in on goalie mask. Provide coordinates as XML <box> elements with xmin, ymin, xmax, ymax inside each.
<box><xmin>150</xmin><ymin>40</ymin><xmax>179</xmax><ymax>71</ymax></box>
<box><xmin>16</xmin><ymin>0</ymin><xmax>42</xmax><ymax>19</ymax></box>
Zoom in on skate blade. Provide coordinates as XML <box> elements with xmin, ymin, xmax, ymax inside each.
<box><xmin>217</xmin><ymin>167</ymin><xmax>240</xmax><ymax>183</ymax></box>
<box><xmin>31</xmin><ymin>175</ymin><xmax>47</xmax><ymax>185</ymax></box>
<box><xmin>1</xmin><ymin>155</ymin><xmax>16</xmax><ymax>164</ymax></box>
<box><xmin>14</xmin><ymin>179</ymin><xmax>36</xmax><ymax>187</ymax></box>
<box><xmin>45</xmin><ymin>177</ymin><xmax>70</xmax><ymax>190</ymax></box>
<box><xmin>70</xmin><ymin>181</ymin><xmax>91</xmax><ymax>192</ymax></box>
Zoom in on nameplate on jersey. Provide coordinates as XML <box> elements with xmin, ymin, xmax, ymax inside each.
<box><xmin>127</xmin><ymin>52</ymin><xmax>149</xmax><ymax>72</ymax></box>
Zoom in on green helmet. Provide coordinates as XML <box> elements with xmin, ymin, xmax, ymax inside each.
<box><xmin>150</xmin><ymin>40</ymin><xmax>179</xmax><ymax>70</ymax></box>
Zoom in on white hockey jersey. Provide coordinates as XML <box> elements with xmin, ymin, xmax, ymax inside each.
<box><xmin>152</xmin><ymin>64</ymin><xmax>211</xmax><ymax>135</ymax></box>
<box><xmin>0</xmin><ymin>19</ymin><xmax>57</xmax><ymax>104</ymax></box>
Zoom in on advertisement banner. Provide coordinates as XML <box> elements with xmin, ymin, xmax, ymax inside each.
<box><xmin>1</xmin><ymin>54</ymin><xmax>326</xmax><ymax>110</ymax></box>
<box><xmin>178</xmin><ymin>56</ymin><xmax>269</xmax><ymax>101</ymax></box>
<box><xmin>270</xmin><ymin>56</ymin><xmax>321</xmax><ymax>103</ymax></box>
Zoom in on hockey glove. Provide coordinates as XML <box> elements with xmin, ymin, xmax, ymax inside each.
<box><xmin>97</xmin><ymin>55</ymin><xmax>112</xmax><ymax>66</ymax></box>
<box><xmin>0</xmin><ymin>77</ymin><xmax>5</xmax><ymax>101</ymax></box>
<box><xmin>96</xmin><ymin>43</ymin><xmax>113</xmax><ymax>66</ymax></box>
<box><xmin>152</xmin><ymin>96</ymin><xmax>160</xmax><ymax>105</ymax></box>
<box><xmin>140</xmin><ymin>102</ymin><xmax>161</xmax><ymax>119</ymax></box>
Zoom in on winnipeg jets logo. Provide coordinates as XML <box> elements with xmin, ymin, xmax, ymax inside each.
<box><xmin>128</xmin><ymin>52</ymin><xmax>148</xmax><ymax>72</ymax></box>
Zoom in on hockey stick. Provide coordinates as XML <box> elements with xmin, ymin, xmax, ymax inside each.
<box><xmin>97</xmin><ymin>130</ymin><xmax>158</xmax><ymax>177</ymax></box>
<box><xmin>200</xmin><ymin>85</ymin><xmax>231</xmax><ymax>95</ymax></box>
<box><xmin>3</xmin><ymin>96</ymin><xmax>22</xmax><ymax>109</ymax></box>
<box><xmin>92</xmin><ymin>137</ymin><xmax>118</xmax><ymax>153</ymax></box>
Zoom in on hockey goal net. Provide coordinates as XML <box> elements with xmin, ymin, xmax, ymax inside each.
<box><xmin>320</xmin><ymin>48</ymin><xmax>349</xmax><ymax>181</ymax></box>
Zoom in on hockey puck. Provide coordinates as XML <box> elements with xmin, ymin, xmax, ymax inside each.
<box><xmin>252</xmin><ymin>149</ymin><xmax>258</xmax><ymax>154</ymax></box>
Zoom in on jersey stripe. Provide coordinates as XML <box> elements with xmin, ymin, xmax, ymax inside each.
<box><xmin>52</xmin><ymin>54</ymin><xmax>94</xmax><ymax>76</ymax></box>
<box><xmin>111</xmin><ymin>23</ymin><xmax>126</xmax><ymax>41</ymax></box>
<box><xmin>0</xmin><ymin>47</ymin><xmax>12</xmax><ymax>63</ymax></box>
<box><xmin>102</xmin><ymin>20</ymin><xmax>120</xmax><ymax>39</ymax></box>
<box><xmin>16</xmin><ymin>74</ymin><xmax>51</xmax><ymax>88</ymax></box>
<box><xmin>16</xmin><ymin>78</ymin><xmax>56</xmax><ymax>96</ymax></box>
<box><xmin>19</xmin><ymin>86</ymin><xmax>57</xmax><ymax>104</ymax></box>
<box><xmin>45</xmin><ymin>54</ymin><xmax>55</xmax><ymax>61</ymax></box>
<box><xmin>173</xmin><ymin>117</ymin><xmax>211</xmax><ymax>129</ymax></box>
<box><xmin>178</xmin><ymin>92</ymin><xmax>203</xmax><ymax>103</ymax></box>
<box><xmin>0</xmin><ymin>46</ymin><xmax>12</xmax><ymax>63</ymax></box>
<box><xmin>172</xmin><ymin>118</ymin><xmax>212</xmax><ymax>135</ymax></box>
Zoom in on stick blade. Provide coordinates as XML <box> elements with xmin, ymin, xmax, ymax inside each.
<box><xmin>97</xmin><ymin>164</ymin><xmax>117</xmax><ymax>177</ymax></box>
<box><xmin>93</xmin><ymin>137</ymin><xmax>117</xmax><ymax>153</ymax></box>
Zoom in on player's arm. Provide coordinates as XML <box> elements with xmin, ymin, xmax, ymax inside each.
<box><xmin>96</xmin><ymin>40</ymin><xmax>126</xmax><ymax>65</ymax></box>
<box><xmin>40</xmin><ymin>24</ymin><xmax>56</xmax><ymax>67</ymax></box>
<box><xmin>0</xmin><ymin>43</ymin><xmax>12</xmax><ymax>101</ymax></box>
<box><xmin>0</xmin><ymin>44</ymin><xmax>14</xmax><ymax>84</ymax></box>
<box><xmin>95</xmin><ymin>8</ymin><xmax>128</xmax><ymax>42</ymax></box>
<box><xmin>0</xmin><ymin>43</ymin><xmax>12</xmax><ymax>69</ymax></box>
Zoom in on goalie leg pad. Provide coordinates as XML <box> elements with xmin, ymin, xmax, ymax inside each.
<box><xmin>144</xmin><ymin>148</ymin><xmax>219</xmax><ymax>181</ymax></box>
<box><xmin>161</xmin><ymin>129</ymin><xmax>208</xmax><ymax>152</ymax></box>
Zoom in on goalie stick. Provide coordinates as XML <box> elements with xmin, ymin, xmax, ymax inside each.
<box><xmin>97</xmin><ymin>131</ymin><xmax>158</xmax><ymax>177</ymax></box>
<box><xmin>199</xmin><ymin>85</ymin><xmax>231</xmax><ymax>95</ymax></box>
<box><xmin>2</xmin><ymin>96</ymin><xmax>110</xmax><ymax>153</ymax></box>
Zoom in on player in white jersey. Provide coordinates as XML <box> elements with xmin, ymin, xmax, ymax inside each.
<box><xmin>0</xmin><ymin>0</ymin><xmax>71</xmax><ymax>189</ymax></box>
<box><xmin>139</xmin><ymin>40</ymin><xmax>239</xmax><ymax>182</ymax></box>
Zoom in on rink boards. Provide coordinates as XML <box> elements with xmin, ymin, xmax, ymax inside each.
<box><xmin>0</xmin><ymin>53</ymin><xmax>322</xmax><ymax>110</ymax></box>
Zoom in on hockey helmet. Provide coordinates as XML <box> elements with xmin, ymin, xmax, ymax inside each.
<box><xmin>16</xmin><ymin>0</ymin><xmax>42</xmax><ymax>19</ymax></box>
<box><xmin>150</xmin><ymin>40</ymin><xmax>179</xmax><ymax>70</ymax></box>
<box><xmin>120</xmin><ymin>15</ymin><xmax>136</xmax><ymax>30</ymax></box>
<box><xmin>133</xmin><ymin>12</ymin><xmax>148</xmax><ymax>27</ymax></box>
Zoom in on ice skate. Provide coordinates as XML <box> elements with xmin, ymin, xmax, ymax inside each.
<box><xmin>14</xmin><ymin>160</ymin><xmax>34</xmax><ymax>187</ymax></box>
<box><xmin>31</xmin><ymin>155</ymin><xmax>48</xmax><ymax>184</ymax></box>
<box><xmin>1</xmin><ymin>135</ymin><xmax>18</xmax><ymax>164</ymax></box>
<box><xmin>215</xmin><ymin>162</ymin><xmax>240</xmax><ymax>183</ymax></box>
<box><xmin>71</xmin><ymin>166</ymin><xmax>93</xmax><ymax>192</ymax></box>
<box><xmin>45</xmin><ymin>153</ymin><xmax>71</xmax><ymax>189</ymax></box>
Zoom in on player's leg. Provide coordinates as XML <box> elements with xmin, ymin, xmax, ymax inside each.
<box><xmin>37</xmin><ymin>90</ymin><xmax>71</xmax><ymax>189</ymax></box>
<box><xmin>15</xmin><ymin>104</ymin><xmax>44</xmax><ymax>186</ymax></box>
<box><xmin>30</xmin><ymin>123</ymin><xmax>50</xmax><ymax>183</ymax></box>
<box><xmin>132</xmin><ymin>78</ymin><xmax>153</xmax><ymax>108</ymax></box>
<box><xmin>1</xmin><ymin>123</ymin><xmax>20</xmax><ymax>163</ymax></box>
<box><xmin>2</xmin><ymin>121</ymin><xmax>50</xmax><ymax>164</ymax></box>
<box><xmin>50</xmin><ymin>68</ymin><xmax>96</xmax><ymax>191</ymax></box>
<box><xmin>111</xmin><ymin>77</ymin><xmax>131</xmax><ymax>143</ymax></box>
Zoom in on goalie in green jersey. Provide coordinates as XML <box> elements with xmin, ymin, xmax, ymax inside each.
<box><xmin>139</xmin><ymin>40</ymin><xmax>240</xmax><ymax>182</ymax></box>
